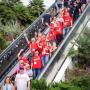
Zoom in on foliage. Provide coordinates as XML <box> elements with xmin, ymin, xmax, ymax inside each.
<box><xmin>31</xmin><ymin>76</ymin><xmax>90</xmax><ymax>90</ymax></box>
<box><xmin>68</xmin><ymin>47</ymin><xmax>78</xmax><ymax>58</ymax></box>
<box><xmin>0</xmin><ymin>21</ymin><xmax>24</xmax><ymax>40</ymax></box>
<box><xmin>28</xmin><ymin>0</ymin><xmax>45</xmax><ymax>18</ymax></box>
<box><xmin>77</xmin><ymin>34</ymin><xmax>90</xmax><ymax>66</ymax></box>
<box><xmin>0</xmin><ymin>2</ymin><xmax>17</xmax><ymax>24</ymax></box>
<box><xmin>49</xmin><ymin>82</ymin><xmax>80</xmax><ymax>90</ymax></box>
<box><xmin>0</xmin><ymin>2</ymin><xmax>31</xmax><ymax>26</ymax></box>
<box><xmin>31</xmin><ymin>78</ymin><xmax>49</xmax><ymax>90</ymax></box>
<box><xmin>71</xmin><ymin>76</ymin><xmax>90</xmax><ymax>90</ymax></box>
<box><xmin>13</xmin><ymin>3</ymin><xmax>32</xmax><ymax>26</ymax></box>
<box><xmin>69</xmin><ymin>30</ymin><xmax>90</xmax><ymax>67</ymax></box>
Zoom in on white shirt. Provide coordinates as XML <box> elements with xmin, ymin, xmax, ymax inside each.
<box><xmin>15</xmin><ymin>73</ymin><xmax>30</xmax><ymax>90</ymax></box>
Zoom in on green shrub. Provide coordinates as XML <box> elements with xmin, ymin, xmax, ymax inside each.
<box><xmin>31</xmin><ymin>76</ymin><xmax>90</xmax><ymax>90</ymax></box>
<box><xmin>31</xmin><ymin>78</ymin><xmax>49</xmax><ymax>90</ymax></box>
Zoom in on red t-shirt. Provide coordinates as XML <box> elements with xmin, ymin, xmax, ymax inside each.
<box><xmin>28</xmin><ymin>42</ymin><xmax>38</xmax><ymax>54</ymax></box>
<box><xmin>47</xmin><ymin>31</ymin><xmax>56</xmax><ymax>41</ymax></box>
<box><xmin>47</xmin><ymin>31</ymin><xmax>55</xmax><ymax>41</ymax></box>
<box><xmin>54</xmin><ymin>27</ymin><xmax>62</xmax><ymax>35</ymax></box>
<box><xmin>32</xmin><ymin>55</ymin><xmax>42</xmax><ymax>69</ymax></box>
<box><xmin>58</xmin><ymin>21</ymin><xmax>64</xmax><ymax>34</ymax></box>
<box><xmin>40</xmin><ymin>35</ymin><xmax>46</xmax><ymax>47</ymax></box>
<box><xmin>51</xmin><ymin>21</ymin><xmax>63</xmax><ymax>36</ymax></box>
<box><xmin>40</xmin><ymin>35</ymin><xmax>46</xmax><ymax>42</ymax></box>
<box><xmin>42</xmin><ymin>46</ymin><xmax>50</xmax><ymax>55</ymax></box>
<box><xmin>18</xmin><ymin>55</ymin><xmax>29</xmax><ymax>64</ymax></box>
<box><xmin>37</xmin><ymin>42</ymin><xmax>43</xmax><ymax>53</ymax></box>
<box><xmin>51</xmin><ymin>28</ymin><xmax>56</xmax><ymax>39</ymax></box>
<box><xmin>63</xmin><ymin>14</ymin><xmax>72</xmax><ymax>27</ymax></box>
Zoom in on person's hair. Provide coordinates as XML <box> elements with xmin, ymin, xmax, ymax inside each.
<box><xmin>4</xmin><ymin>76</ymin><xmax>11</xmax><ymax>85</ymax></box>
<box><xmin>19</xmin><ymin>67</ymin><xmax>24</xmax><ymax>70</ymax></box>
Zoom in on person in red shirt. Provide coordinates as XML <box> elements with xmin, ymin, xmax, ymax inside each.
<box><xmin>37</xmin><ymin>39</ymin><xmax>44</xmax><ymax>54</ymax></box>
<box><xmin>17</xmin><ymin>49</ymin><xmax>29</xmax><ymax>65</ymax></box>
<box><xmin>29</xmin><ymin>38</ymin><xmax>38</xmax><ymax>54</ymax></box>
<box><xmin>48</xmin><ymin>18</ymin><xmax>59</xmax><ymax>42</ymax></box>
<box><xmin>57</xmin><ymin>19</ymin><xmax>64</xmax><ymax>42</ymax></box>
<box><xmin>24</xmin><ymin>32</ymin><xmax>38</xmax><ymax>54</ymax></box>
<box><xmin>40</xmin><ymin>34</ymin><xmax>47</xmax><ymax>47</ymax></box>
<box><xmin>31</xmin><ymin>50</ymin><xmax>42</xmax><ymax>79</ymax></box>
<box><xmin>36</xmin><ymin>33</ymin><xmax>47</xmax><ymax>54</ymax></box>
<box><xmin>47</xmin><ymin>31</ymin><xmax>57</xmax><ymax>50</ymax></box>
<box><xmin>47</xmin><ymin>20</ymin><xmax>57</xmax><ymax>42</ymax></box>
<box><xmin>63</xmin><ymin>12</ymin><xmax>73</xmax><ymax>27</ymax></box>
<box><xmin>16</xmin><ymin>49</ymin><xmax>30</xmax><ymax>76</ymax></box>
<box><xmin>63</xmin><ymin>12</ymin><xmax>73</xmax><ymax>37</ymax></box>
<box><xmin>10</xmin><ymin>50</ymin><xmax>28</xmax><ymax>77</ymax></box>
<box><xmin>41</xmin><ymin>40</ymin><xmax>53</xmax><ymax>67</ymax></box>
<box><xmin>51</xmin><ymin>17</ymin><xmax>63</xmax><ymax>44</ymax></box>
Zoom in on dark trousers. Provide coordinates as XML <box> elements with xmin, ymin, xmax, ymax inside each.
<box><xmin>56</xmin><ymin>34</ymin><xmax>63</xmax><ymax>45</ymax></box>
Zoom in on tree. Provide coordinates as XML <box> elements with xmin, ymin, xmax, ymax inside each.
<box><xmin>28</xmin><ymin>0</ymin><xmax>45</xmax><ymax>18</ymax></box>
<box><xmin>0</xmin><ymin>2</ymin><xmax>17</xmax><ymax>25</ymax></box>
<box><xmin>68</xmin><ymin>29</ymin><xmax>90</xmax><ymax>67</ymax></box>
<box><xmin>0</xmin><ymin>1</ymin><xmax>32</xmax><ymax>26</ymax></box>
<box><xmin>13</xmin><ymin>3</ymin><xmax>32</xmax><ymax>26</ymax></box>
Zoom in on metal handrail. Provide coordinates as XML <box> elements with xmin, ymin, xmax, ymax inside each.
<box><xmin>37</xmin><ymin>3</ymin><xmax>90</xmax><ymax>80</ymax></box>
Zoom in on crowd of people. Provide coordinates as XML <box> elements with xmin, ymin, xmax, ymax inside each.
<box><xmin>1</xmin><ymin>0</ymin><xmax>88</xmax><ymax>90</ymax></box>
